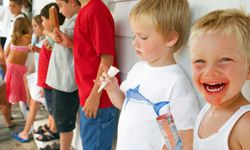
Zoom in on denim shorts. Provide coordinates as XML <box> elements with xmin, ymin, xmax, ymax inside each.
<box><xmin>43</xmin><ymin>88</ymin><xmax>53</xmax><ymax>114</ymax></box>
<box><xmin>52</xmin><ymin>89</ymin><xmax>79</xmax><ymax>132</ymax></box>
<box><xmin>80</xmin><ymin>106</ymin><xmax>118</xmax><ymax>150</ymax></box>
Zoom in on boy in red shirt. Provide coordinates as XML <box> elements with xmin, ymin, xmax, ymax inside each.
<box><xmin>55</xmin><ymin>0</ymin><xmax>118</xmax><ymax>149</ymax></box>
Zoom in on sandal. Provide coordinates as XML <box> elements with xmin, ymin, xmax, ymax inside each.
<box><xmin>40</xmin><ymin>142</ymin><xmax>60</xmax><ymax>150</ymax></box>
<box><xmin>33</xmin><ymin>124</ymin><xmax>50</xmax><ymax>134</ymax></box>
<box><xmin>12</xmin><ymin>131</ymin><xmax>31</xmax><ymax>143</ymax></box>
<box><xmin>36</xmin><ymin>130</ymin><xmax>59</xmax><ymax>142</ymax></box>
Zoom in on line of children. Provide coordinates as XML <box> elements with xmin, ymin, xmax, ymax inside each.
<box><xmin>100</xmin><ymin>0</ymin><xmax>199</xmax><ymax>149</ymax></box>
<box><xmin>190</xmin><ymin>9</ymin><xmax>250</xmax><ymax>150</ymax></box>
<box><xmin>6</xmin><ymin>1</ymin><xmax>250</xmax><ymax>150</ymax></box>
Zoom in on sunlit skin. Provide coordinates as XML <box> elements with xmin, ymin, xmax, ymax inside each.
<box><xmin>190</xmin><ymin>33</ymin><xmax>250</xmax><ymax>107</ymax></box>
<box><xmin>130</xmin><ymin>19</ymin><xmax>177</xmax><ymax>67</ymax></box>
<box><xmin>56</xmin><ymin>0</ymin><xmax>79</xmax><ymax>19</ymax></box>
<box><xmin>9</xmin><ymin>1</ymin><xmax>22</xmax><ymax>16</ymax></box>
<box><xmin>41</xmin><ymin>16</ymin><xmax>53</xmax><ymax>32</ymax></box>
<box><xmin>32</xmin><ymin>19</ymin><xmax>44</xmax><ymax>37</ymax></box>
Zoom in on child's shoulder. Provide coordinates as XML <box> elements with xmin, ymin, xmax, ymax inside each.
<box><xmin>231</xmin><ymin>105</ymin><xmax>250</xmax><ymax>148</ymax></box>
<box><xmin>234</xmin><ymin>104</ymin><xmax>250</xmax><ymax>127</ymax></box>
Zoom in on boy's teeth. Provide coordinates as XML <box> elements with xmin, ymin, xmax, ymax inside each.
<box><xmin>204</xmin><ymin>82</ymin><xmax>225</xmax><ymax>93</ymax></box>
<box><xmin>206</xmin><ymin>85</ymin><xmax>224</xmax><ymax>92</ymax></box>
<box><xmin>207</xmin><ymin>82</ymin><xmax>222</xmax><ymax>85</ymax></box>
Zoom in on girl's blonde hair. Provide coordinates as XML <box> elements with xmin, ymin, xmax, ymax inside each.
<box><xmin>129</xmin><ymin>0</ymin><xmax>191</xmax><ymax>52</ymax></box>
<box><xmin>190</xmin><ymin>9</ymin><xmax>250</xmax><ymax>63</ymax></box>
<box><xmin>11</xmin><ymin>17</ymin><xmax>32</xmax><ymax>45</ymax></box>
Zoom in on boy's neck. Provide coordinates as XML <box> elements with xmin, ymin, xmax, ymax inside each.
<box><xmin>148</xmin><ymin>50</ymin><xmax>176</xmax><ymax>67</ymax></box>
<box><xmin>80</xmin><ymin>0</ymin><xmax>90</xmax><ymax>7</ymax></box>
<box><xmin>67</xmin><ymin>6</ymin><xmax>81</xmax><ymax>19</ymax></box>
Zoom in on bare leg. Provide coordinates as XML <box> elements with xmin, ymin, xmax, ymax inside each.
<box><xmin>60</xmin><ymin>131</ymin><xmax>73</xmax><ymax>150</ymax></box>
<box><xmin>49</xmin><ymin>115</ymin><xmax>57</xmax><ymax>133</ymax></box>
<box><xmin>0</xmin><ymin>85</ymin><xmax>12</xmax><ymax>127</ymax></box>
<box><xmin>18</xmin><ymin>99</ymin><xmax>39</xmax><ymax>139</ymax></box>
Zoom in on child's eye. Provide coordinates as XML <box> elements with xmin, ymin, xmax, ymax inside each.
<box><xmin>140</xmin><ymin>36</ymin><xmax>148</xmax><ymax>40</ymax></box>
<box><xmin>220</xmin><ymin>57</ymin><xmax>233</xmax><ymax>62</ymax></box>
<box><xmin>193</xmin><ymin>59</ymin><xmax>205</xmax><ymax>64</ymax></box>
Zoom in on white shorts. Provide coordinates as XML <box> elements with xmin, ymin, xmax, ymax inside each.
<box><xmin>26</xmin><ymin>72</ymin><xmax>45</xmax><ymax>103</ymax></box>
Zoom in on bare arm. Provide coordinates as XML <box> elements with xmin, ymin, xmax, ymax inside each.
<box><xmin>4</xmin><ymin>42</ymin><xmax>11</xmax><ymax>59</ymax></box>
<box><xmin>104</xmin><ymin>78</ymin><xmax>125</xmax><ymax>110</ymax></box>
<box><xmin>83</xmin><ymin>54</ymin><xmax>114</xmax><ymax>118</ymax></box>
<box><xmin>0</xmin><ymin>45</ymin><xmax>6</xmax><ymax>73</ymax></box>
<box><xmin>179</xmin><ymin>129</ymin><xmax>193</xmax><ymax>150</ymax></box>
<box><xmin>230</xmin><ymin>111</ymin><xmax>250</xmax><ymax>150</ymax></box>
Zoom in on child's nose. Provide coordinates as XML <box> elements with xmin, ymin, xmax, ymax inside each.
<box><xmin>204</xmin><ymin>65</ymin><xmax>220</xmax><ymax>77</ymax></box>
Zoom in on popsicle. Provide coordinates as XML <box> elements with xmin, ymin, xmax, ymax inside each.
<box><xmin>49</xmin><ymin>6</ymin><xmax>59</xmax><ymax>29</ymax></box>
<box><xmin>98</xmin><ymin>66</ymin><xmax>120</xmax><ymax>93</ymax></box>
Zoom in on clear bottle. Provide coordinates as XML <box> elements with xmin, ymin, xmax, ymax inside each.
<box><xmin>156</xmin><ymin>108</ymin><xmax>183</xmax><ymax>150</ymax></box>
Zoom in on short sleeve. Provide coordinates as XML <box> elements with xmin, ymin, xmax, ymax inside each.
<box><xmin>169</xmin><ymin>77</ymin><xmax>200</xmax><ymax>130</ymax></box>
<box><xmin>88</xmin><ymin>10</ymin><xmax>115</xmax><ymax>56</ymax></box>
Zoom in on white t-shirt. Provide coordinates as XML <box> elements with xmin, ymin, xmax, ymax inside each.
<box><xmin>116</xmin><ymin>61</ymin><xmax>200</xmax><ymax>150</ymax></box>
<box><xmin>46</xmin><ymin>14</ymin><xmax>77</xmax><ymax>92</ymax></box>
<box><xmin>193</xmin><ymin>104</ymin><xmax>250</xmax><ymax>150</ymax></box>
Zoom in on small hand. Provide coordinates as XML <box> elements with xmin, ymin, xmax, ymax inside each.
<box><xmin>43</xmin><ymin>39</ymin><xmax>53</xmax><ymax>50</ymax></box>
<box><xmin>162</xmin><ymin>144</ymin><xmax>167</xmax><ymax>150</ymax></box>
<box><xmin>54</xmin><ymin>28</ymin><xmax>73</xmax><ymax>49</ymax></box>
<box><xmin>83</xmin><ymin>96</ymin><xmax>100</xmax><ymax>118</ymax></box>
<box><xmin>39</xmin><ymin>89</ymin><xmax>44</xmax><ymax>98</ymax></box>
<box><xmin>29</xmin><ymin>44</ymin><xmax>34</xmax><ymax>52</ymax></box>
<box><xmin>98</xmin><ymin>64</ymin><xmax>119</xmax><ymax>92</ymax></box>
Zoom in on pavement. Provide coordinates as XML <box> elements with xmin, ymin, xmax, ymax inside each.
<box><xmin>0</xmin><ymin>103</ymin><xmax>47</xmax><ymax>150</ymax></box>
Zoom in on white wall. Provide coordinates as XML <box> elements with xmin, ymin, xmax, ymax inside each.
<box><xmin>2</xmin><ymin>0</ymin><xmax>249</xmax><ymax>149</ymax></box>
<box><xmin>32</xmin><ymin>0</ymin><xmax>55</xmax><ymax>15</ymax></box>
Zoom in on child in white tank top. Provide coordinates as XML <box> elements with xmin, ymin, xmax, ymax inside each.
<box><xmin>189</xmin><ymin>9</ymin><xmax>250</xmax><ymax>150</ymax></box>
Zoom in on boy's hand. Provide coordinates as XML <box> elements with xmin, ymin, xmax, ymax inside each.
<box><xmin>83</xmin><ymin>96</ymin><xmax>100</xmax><ymax>118</ymax></box>
<box><xmin>98</xmin><ymin>65</ymin><xmax>119</xmax><ymax>92</ymax></box>
<box><xmin>29</xmin><ymin>44</ymin><xmax>35</xmax><ymax>52</ymax></box>
<box><xmin>54</xmin><ymin>28</ymin><xmax>73</xmax><ymax>49</ymax></box>
<box><xmin>43</xmin><ymin>39</ymin><xmax>53</xmax><ymax>50</ymax></box>
<box><xmin>162</xmin><ymin>144</ymin><xmax>167</xmax><ymax>150</ymax></box>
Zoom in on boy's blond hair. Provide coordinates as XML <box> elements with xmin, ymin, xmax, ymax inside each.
<box><xmin>190</xmin><ymin>9</ymin><xmax>250</xmax><ymax>63</ymax></box>
<box><xmin>129</xmin><ymin>0</ymin><xmax>190</xmax><ymax>52</ymax></box>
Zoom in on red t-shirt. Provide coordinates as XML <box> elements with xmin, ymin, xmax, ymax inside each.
<box><xmin>74</xmin><ymin>0</ymin><xmax>116</xmax><ymax>108</ymax></box>
<box><xmin>37</xmin><ymin>44</ymin><xmax>52</xmax><ymax>89</ymax></box>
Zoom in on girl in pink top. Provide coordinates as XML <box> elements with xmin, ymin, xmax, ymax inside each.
<box><xmin>4</xmin><ymin>17</ymin><xmax>32</xmax><ymax>117</ymax></box>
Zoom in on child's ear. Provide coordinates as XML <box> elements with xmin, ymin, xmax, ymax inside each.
<box><xmin>165</xmin><ymin>31</ymin><xmax>178</xmax><ymax>47</ymax></box>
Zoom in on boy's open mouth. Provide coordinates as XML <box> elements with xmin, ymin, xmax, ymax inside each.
<box><xmin>203</xmin><ymin>82</ymin><xmax>226</xmax><ymax>93</ymax></box>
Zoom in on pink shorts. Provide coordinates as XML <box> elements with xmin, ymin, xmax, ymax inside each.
<box><xmin>5</xmin><ymin>63</ymin><xmax>27</xmax><ymax>103</ymax></box>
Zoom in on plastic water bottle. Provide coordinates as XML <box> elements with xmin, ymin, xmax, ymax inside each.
<box><xmin>156</xmin><ymin>108</ymin><xmax>183</xmax><ymax>150</ymax></box>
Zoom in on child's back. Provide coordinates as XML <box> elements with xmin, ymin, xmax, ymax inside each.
<box><xmin>5</xmin><ymin>17</ymin><xmax>31</xmax><ymax>104</ymax></box>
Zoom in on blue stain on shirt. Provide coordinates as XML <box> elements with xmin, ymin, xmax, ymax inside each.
<box><xmin>125</xmin><ymin>85</ymin><xmax>169</xmax><ymax>116</ymax></box>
